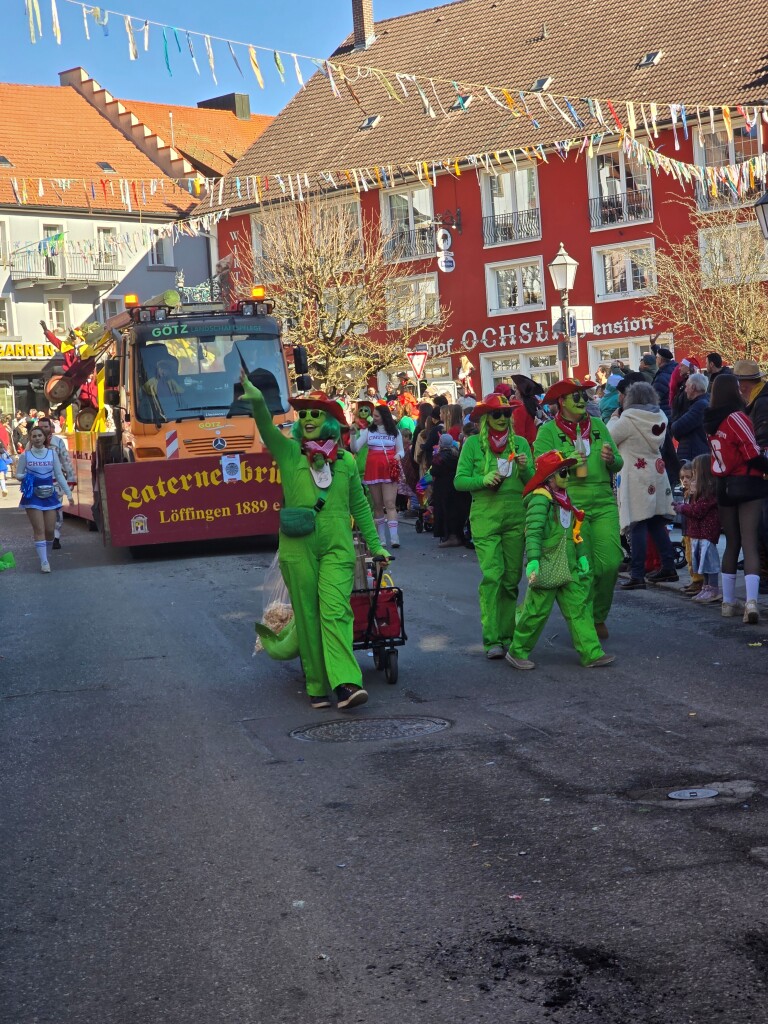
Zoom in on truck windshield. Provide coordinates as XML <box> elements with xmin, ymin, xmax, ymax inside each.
<box><xmin>133</xmin><ymin>327</ymin><xmax>290</xmax><ymax>424</ymax></box>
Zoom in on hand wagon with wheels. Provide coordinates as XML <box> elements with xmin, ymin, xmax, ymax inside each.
<box><xmin>350</xmin><ymin>557</ymin><xmax>406</xmax><ymax>684</ymax></box>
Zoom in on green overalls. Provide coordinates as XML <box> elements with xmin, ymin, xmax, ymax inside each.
<box><xmin>454</xmin><ymin>430</ymin><xmax>534</xmax><ymax>651</ymax></box>
<box><xmin>534</xmin><ymin>416</ymin><xmax>623</xmax><ymax>626</ymax></box>
<box><xmin>509</xmin><ymin>490</ymin><xmax>604</xmax><ymax>666</ymax></box>
<box><xmin>251</xmin><ymin>394</ymin><xmax>385</xmax><ymax>697</ymax></box>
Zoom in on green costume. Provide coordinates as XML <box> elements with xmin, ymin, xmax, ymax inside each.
<box><xmin>534</xmin><ymin>411</ymin><xmax>623</xmax><ymax>627</ymax></box>
<box><xmin>509</xmin><ymin>485</ymin><xmax>604</xmax><ymax>667</ymax></box>
<box><xmin>246</xmin><ymin>385</ymin><xmax>387</xmax><ymax>701</ymax></box>
<box><xmin>454</xmin><ymin>402</ymin><xmax>534</xmax><ymax>653</ymax></box>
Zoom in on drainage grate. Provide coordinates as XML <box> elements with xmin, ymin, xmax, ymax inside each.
<box><xmin>290</xmin><ymin>716</ymin><xmax>451</xmax><ymax>743</ymax></box>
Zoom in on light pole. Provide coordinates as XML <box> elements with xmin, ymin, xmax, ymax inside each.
<box><xmin>548</xmin><ymin>242</ymin><xmax>579</xmax><ymax>380</ymax></box>
<box><xmin>755</xmin><ymin>191</ymin><xmax>768</xmax><ymax>242</ymax></box>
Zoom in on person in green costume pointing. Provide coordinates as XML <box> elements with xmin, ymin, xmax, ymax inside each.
<box><xmin>534</xmin><ymin>378</ymin><xmax>623</xmax><ymax>639</ymax></box>
<box><xmin>454</xmin><ymin>393</ymin><xmax>534</xmax><ymax>658</ymax></box>
<box><xmin>506</xmin><ymin>450</ymin><xmax>616</xmax><ymax>670</ymax></box>
<box><xmin>242</xmin><ymin>375</ymin><xmax>389</xmax><ymax>711</ymax></box>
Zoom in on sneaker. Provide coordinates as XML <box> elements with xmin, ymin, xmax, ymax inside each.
<box><xmin>620</xmin><ymin>578</ymin><xmax>646</xmax><ymax>590</ymax></box>
<box><xmin>595</xmin><ymin>622</ymin><xmax>609</xmax><ymax>640</ymax></box>
<box><xmin>743</xmin><ymin>600</ymin><xmax>760</xmax><ymax>625</ymax></box>
<box><xmin>691</xmin><ymin>586</ymin><xmax>713</xmax><ymax>603</ymax></box>
<box><xmin>646</xmin><ymin>567</ymin><xmax>679</xmax><ymax>583</ymax></box>
<box><xmin>52</xmin><ymin>537</ymin><xmax>61</xmax><ymax>550</ymax></box>
<box><xmin>486</xmin><ymin>644</ymin><xmax>506</xmax><ymax>659</ymax></box>
<box><xmin>682</xmin><ymin>581</ymin><xmax>703</xmax><ymax>595</ymax></box>
<box><xmin>310</xmin><ymin>694</ymin><xmax>332</xmax><ymax>710</ymax></box>
<box><xmin>700</xmin><ymin>588</ymin><xmax>722</xmax><ymax>604</ymax></box>
<box><xmin>722</xmin><ymin>601</ymin><xmax>744</xmax><ymax>618</ymax></box>
<box><xmin>335</xmin><ymin>684</ymin><xmax>368</xmax><ymax>710</ymax></box>
<box><xmin>585</xmin><ymin>653</ymin><xmax>616</xmax><ymax>668</ymax></box>
<box><xmin>40</xmin><ymin>562</ymin><xmax>51</xmax><ymax>573</ymax></box>
<box><xmin>505</xmin><ymin>653</ymin><xmax>535</xmax><ymax>670</ymax></box>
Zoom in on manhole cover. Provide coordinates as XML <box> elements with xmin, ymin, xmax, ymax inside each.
<box><xmin>668</xmin><ymin>788</ymin><xmax>720</xmax><ymax>801</ymax></box>
<box><xmin>291</xmin><ymin>716</ymin><xmax>451</xmax><ymax>743</ymax></box>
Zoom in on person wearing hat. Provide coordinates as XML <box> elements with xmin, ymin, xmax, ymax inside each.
<box><xmin>509</xmin><ymin>374</ymin><xmax>542</xmax><ymax>446</ymax></box>
<box><xmin>638</xmin><ymin>353</ymin><xmax>657</xmax><ymax>385</ymax></box>
<box><xmin>454</xmin><ymin>393</ymin><xmax>534</xmax><ymax>658</ymax></box>
<box><xmin>241</xmin><ymin>375</ymin><xmax>389</xmax><ymax>711</ymax></box>
<box><xmin>506</xmin><ymin>451</ymin><xmax>614</xmax><ymax>670</ymax></box>
<box><xmin>534</xmin><ymin>379</ymin><xmax>623</xmax><ymax>639</ymax></box>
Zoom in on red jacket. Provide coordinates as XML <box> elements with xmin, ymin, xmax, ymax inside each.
<box><xmin>510</xmin><ymin>400</ymin><xmax>537</xmax><ymax>447</ymax></box>
<box><xmin>674</xmin><ymin>495</ymin><xmax>720</xmax><ymax>543</ymax></box>
<box><xmin>709</xmin><ymin>411</ymin><xmax>762</xmax><ymax>478</ymax></box>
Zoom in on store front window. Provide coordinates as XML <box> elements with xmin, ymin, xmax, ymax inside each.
<box><xmin>480</xmin><ymin>348</ymin><xmax>558</xmax><ymax>394</ymax></box>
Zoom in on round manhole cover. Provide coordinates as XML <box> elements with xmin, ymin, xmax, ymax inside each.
<box><xmin>668</xmin><ymin>788</ymin><xmax>719</xmax><ymax>801</ymax></box>
<box><xmin>291</xmin><ymin>716</ymin><xmax>451</xmax><ymax>743</ymax></box>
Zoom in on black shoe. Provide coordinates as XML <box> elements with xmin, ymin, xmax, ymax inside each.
<box><xmin>620</xmin><ymin>578</ymin><xmax>646</xmax><ymax>590</ymax></box>
<box><xmin>52</xmin><ymin>538</ymin><xmax>61</xmax><ymax>550</ymax></box>
<box><xmin>335</xmin><ymin>684</ymin><xmax>368</xmax><ymax>710</ymax></box>
<box><xmin>646</xmin><ymin>567</ymin><xmax>679</xmax><ymax>583</ymax></box>
<box><xmin>310</xmin><ymin>694</ymin><xmax>332</xmax><ymax>710</ymax></box>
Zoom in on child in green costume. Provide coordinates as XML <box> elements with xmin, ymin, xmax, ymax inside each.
<box><xmin>454</xmin><ymin>393</ymin><xmax>534</xmax><ymax>658</ymax></box>
<box><xmin>506</xmin><ymin>450</ymin><xmax>616</xmax><ymax>671</ymax></box>
<box><xmin>534</xmin><ymin>378</ymin><xmax>623</xmax><ymax>640</ymax></box>
<box><xmin>242</xmin><ymin>376</ymin><xmax>389</xmax><ymax>710</ymax></box>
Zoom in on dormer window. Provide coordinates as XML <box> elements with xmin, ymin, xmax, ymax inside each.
<box><xmin>450</xmin><ymin>95</ymin><xmax>472</xmax><ymax>111</ymax></box>
<box><xmin>0</xmin><ymin>156</ymin><xmax>13</xmax><ymax>168</ymax></box>
<box><xmin>637</xmin><ymin>51</ymin><xmax>663</xmax><ymax>68</ymax></box>
<box><xmin>359</xmin><ymin>115</ymin><xmax>381</xmax><ymax>131</ymax></box>
<box><xmin>530</xmin><ymin>76</ymin><xmax>553</xmax><ymax>93</ymax></box>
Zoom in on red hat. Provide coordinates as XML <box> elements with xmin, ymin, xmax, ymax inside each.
<box><xmin>543</xmin><ymin>377</ymin><xmax>598</xmax><ymax>405</ymax></box>
<box><xmin>493</xmin><ymin>382</ymin><xmax>513</xmax><ymax>399</ymax></box>
<box><xmin>470</xmin><ymin>393</ymin><xmax>511</xmax><ymax>422</ymax></box>
<box><xmin>523</xmin><ymin>450</ymin><xmax>579</xmax><ymax>497</ymax></box>
<box><xmin>289</xmin><ymin>390</ymin><xmax>348</xmax><ymax>426</ymax></box>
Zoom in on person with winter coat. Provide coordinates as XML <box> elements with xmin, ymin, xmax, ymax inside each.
<box><xmin>607</xmin><ymin>382</ymin><xmax>678</xmax><ymax>589</ymax></box>
<box><xmin>430</xmin><ymin>433</ymin><xmax>470</xmax><ymax>547</ymax></box>
<box><xmin>670</xmin><ymin>373</ymin><xmax>709</xmax><ymax>463</ymax></box>
<box><xmin>652</xmin><ymin>346</ymin><xmax>680</xmax><ymax>486</ymax></box>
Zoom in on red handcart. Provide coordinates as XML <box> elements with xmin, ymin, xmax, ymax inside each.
<box><xmin>350</xmin><ymin>556</ymin><xmax>406</xmax><ymax>684</ymax></box>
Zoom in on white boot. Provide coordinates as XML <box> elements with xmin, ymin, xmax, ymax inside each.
<box><xmin>387</xmin><ymin>519</ymin><xmax>400</xmax><ymax>548</ymax></box>
<box><xmin>375</xmin><ymin>517</ymin><xmax>388</xmax><ymax>545</ymax></box>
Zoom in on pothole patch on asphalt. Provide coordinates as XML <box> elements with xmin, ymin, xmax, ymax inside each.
<box><xmin>625</xmin><ymin>779</ymin><xmax>758</xmax><ymax>808</ymax></box>
<box><xmin>290</xmin><ymin>716</ymin><xmax>451</xmax><ymax>743</ymax></box>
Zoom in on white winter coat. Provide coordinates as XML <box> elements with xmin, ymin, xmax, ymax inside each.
<box><xmin>607</xmin><ymin>405</ymin><xmax>674</xmax><ymax>534</ymax></box>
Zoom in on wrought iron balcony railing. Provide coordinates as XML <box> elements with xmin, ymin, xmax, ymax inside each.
<box><xmin>588</xmin><ymin>190</ymin><xmax>653</xmax><ymax>228</ymax></box>
<box><xmin>482</xmin><ymin>208</ymin><xmax>541</xmax><ymax>245</ymax></box>
<box><xmin>9</xmin><ymin>249</ymin><xmax>124</xmax><ymax>286</ymax></box>
<box><xmin>385</xmin><ymin>225</ymin><xmax>437</xmax><ymax>261</ymax></box>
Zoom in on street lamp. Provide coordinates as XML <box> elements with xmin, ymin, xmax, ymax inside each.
<box><xmin>548</xmin><ymin>242</ymin><xmax>578</xmax><ymax>378</ymax></box>
<box><xmin>755</xmin><ymin>191</ymin><xmax>768</xmax><ymax>241</ymax></box>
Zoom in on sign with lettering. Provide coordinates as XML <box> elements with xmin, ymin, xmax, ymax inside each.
<box><xmin>0</xmin><ymin>342</ymin><xmax>59</xmax><ymax>361</ymax></box>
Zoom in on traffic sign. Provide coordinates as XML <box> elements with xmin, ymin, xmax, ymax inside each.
<box><xmin>436</xmin><ymin>252</ymin><xmax>455</xmax><ymax>273</ymax></box>
<box><xmin>406</xmin><ymin>349</ymin><xmax>428</xmax><ymax>379</ymax></box>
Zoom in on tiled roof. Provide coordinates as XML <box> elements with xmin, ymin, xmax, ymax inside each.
<box><xmin>207</xmin><ymin>0</ymin><xmax>768</xmax><ymax>212</ymax></box>
<box><xmin>120</xmin><ymin>100</ymin><xmax>273</xmax><ymax>176</ymax></box>
<box><xmin>0</xmin><ymin>84</ymin><xmax>196</xmax><ymax>216</ymax></box>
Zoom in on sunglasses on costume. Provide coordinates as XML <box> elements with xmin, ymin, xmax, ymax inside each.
<box><xmin>489</xmin><ymin>409</ymin><xmax>513</xmax><ymax>419</ymax></box>
<box><xmin>298</xmin><ymin>410</ymin><xmax>323</xmax><ymax>420</ymax></box>
<box><xmin>568</xmin><ymin>393</ymin><xmax>588</xmax><ymax>404</ymax></box>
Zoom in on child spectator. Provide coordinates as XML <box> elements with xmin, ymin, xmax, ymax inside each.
<box><xmin>673</xmin><ymin>454</ymin><xmax>722</xmax><ymax>603</ymax></box>
<box><xmin>677</xmin><ymin>461</ymin><xmax>704</xmax><ymax>596</ymax></box>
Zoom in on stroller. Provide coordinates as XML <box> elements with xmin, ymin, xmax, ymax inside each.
<box><xmin>414</xmin><ymin>473</ymin><xmax>434</xmax><ymax>534</ymax></box>
<box><xmin>350</xmin><ymin>554</ymin><xmax>406</xmax><ymax>684</ymax></box>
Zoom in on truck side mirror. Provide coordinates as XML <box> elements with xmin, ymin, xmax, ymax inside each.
<box><xmin>296</xmin><ymin>374</ymin><xmax>313</xmax><ymax>393</ymax></box>
<box><xmin>293</xmin><ymin>346</ymin><xmax>309</xmax><ymax>375</ymax></box>
<box><xmin>104</xmin><ymin>359</ymin><xmax>120</xmax><ymax>389</ymax></box>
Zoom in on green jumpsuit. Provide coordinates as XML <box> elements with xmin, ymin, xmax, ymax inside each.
<box><xmin>250</xmin><ymin>393</ymin><xmax>385</xmax><ymax>697</ymax></box>
<box><xmin>534</xmin><ymin>417</ymin><xmax>623</xmax><ymax>625</ymax></box>
<box><xmin>454</xmin><ymin>431</ymin><xmax>534</xmax><ymax>651</ymax></box>
<box><xmin>509</xmin><ymin>490</ymin><xmax>605</xmax><ymax>666</ymax></box>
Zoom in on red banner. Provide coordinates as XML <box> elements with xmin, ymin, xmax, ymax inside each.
<box><xmin>104</xmin><ymin>453</ymin><xmax>282</xmax><ymax>546</ymax></box>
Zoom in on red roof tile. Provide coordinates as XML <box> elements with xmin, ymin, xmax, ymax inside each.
<box><xmin>0</xmin><ymin>84</ymin><xmax>196</xmax><ymax>216</ymax></box>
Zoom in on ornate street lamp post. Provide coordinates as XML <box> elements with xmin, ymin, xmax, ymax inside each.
<box><xmin>548</xmin><ymin>242</ymin><xmax>579</xmax><ymax>379</ymax></box>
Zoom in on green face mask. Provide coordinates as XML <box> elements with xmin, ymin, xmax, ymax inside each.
<box><xmin>298</xmin><ymin>408</ymin><xmax>328</xmax><ymax>439</ymax></box>
<box><xmin>560</xmin><ymin>392</ymin><xmax>588</xmax><ymax>421</ymax></box>
<box><xmin>553</xmin><ymin>467</ymin><xmax>571</xmax><ymax>490</ymax></box>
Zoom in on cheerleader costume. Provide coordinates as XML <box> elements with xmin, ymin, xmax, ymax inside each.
<box><xmin>356</xmin><ymin>429</ymin><xmax>404</xmax><ymax>485</ymax></box>
<box><xmin>18</xmin><ymin>447</ymin><xmax>67</xmax><ymax>511</ymax></box>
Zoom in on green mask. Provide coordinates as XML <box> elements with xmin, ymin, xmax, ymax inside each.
<box><xmin>560</xmin><ymin>392</ymin><xmax>588</xmax><ymax>422</ymax></box>
<box><xmin>298</xmin><ymin>408</ymin><xmax>328</xmax><ymax>440</ymax></box>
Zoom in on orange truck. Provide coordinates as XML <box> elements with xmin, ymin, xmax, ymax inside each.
<box><xmin>60</xmin><ymin>289</ymin><xmax>309</xmax><ymax>549</ymax></box>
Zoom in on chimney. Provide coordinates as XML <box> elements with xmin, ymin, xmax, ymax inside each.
<box><xmin>197</xmin><ymin>93</ymin><xmax>251</xmax><ymax>120</ymax></box>
<box><xmin>352</xmin><ymin>0</ymin><xmax>375</xmax><ymax>50</ymax></box>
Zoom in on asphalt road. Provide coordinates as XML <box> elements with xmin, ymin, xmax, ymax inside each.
<box><xmin>2</xmin><ymin>481</ymin><xmax>768</xmax><ymax>1024</ymax></box>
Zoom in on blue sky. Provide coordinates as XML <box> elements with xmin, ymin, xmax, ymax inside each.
<box><xmin>6</xmin><ymin>0</ymin><xmax>435</xmax><ymax>114</ymax></box>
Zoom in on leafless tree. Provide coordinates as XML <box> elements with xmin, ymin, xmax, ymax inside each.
<box><xmin>227</xmin><ymin>194</ymin><xmax>450</xmax><ymax>394</ymax></box>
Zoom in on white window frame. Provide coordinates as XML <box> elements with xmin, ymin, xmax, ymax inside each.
<box><xmin>485</xmin><ymin>256</ymin><xmax>546</xmax><ymax>316</ymax></box>
<box><xmin>587</xmin><ymin>339</ymin><xmax>656</xmax><ymax>378</ymax></box>
<box><xmin>480</xmin><ymin>167</ymin><xmax>541</xmax><ymax>247</ymax></box>
<box><xmin>102</xmin><ymin>298</ymin><xmax>122</xmax><ymax>321</ymax></box>
<box><xmin>148</xmin><ymin>229</ymin><xmax>172</xmax><ymax>268</ymax></box>
<box><xmin>693</xmin><ymin>119</ymin><xmax>765</xmax><ymax>207</ymax></box>
<box><xmin>380</xmin><ymin>185</ymin><xmax>436</xmax><ymax>262</ymax></box>
<box><xmin>42</xmin><ymin>222</ymin><xmax>64</xmax><ymax>278</ymax></box>
<box><xmin>97</xmin><ymin>226</ymin><xmax>118</xmax><ymax>267</ymax></box>
<box><xmin>698</xmin><ymin>223</ymin><xmax>768</xmax><ymax>286</ymax></box>
<box><xmin>586</xmin><ymin>148</ymin><xmax>653</xmax><ymax>231</ymax></box>
<box><xmin>0</xmin><ymin>295</ymin><xmax>11</xmax><ymax>337</ymax></box>
<box><xmin>592</xmin><ymin>239</ymin><xmax>656</xmax><ymax>302</ymax></box>
<box><xmin>386</xmin><ymin>273</ymin><xmax>440</xmax><ymax>330</ymax></box>
<box><xmin>479</xmin><ymin>348</ymin><xmax>559</xmax><ymax>395</ymax></box>
<box><xmin>46</xmin><ymin>298</ymin><xmax>69</xmax><ymax>336</ymax></box>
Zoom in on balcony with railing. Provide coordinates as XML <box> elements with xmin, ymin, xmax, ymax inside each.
<box><xmin>696</xmin><ymin>181</ymin><xmax>763</xmax><ymax>211</ymax></box>
<box><xmin>384</xmin><ymin>225</ymin><xmax>437</xmax><ymax>261</ymax></box>
<box><xmin>9</xmin><ymin>248</ymin><xmax>124</xmax><ymax>288</ymax></box>
<box><xmin>588</xmin><ymin>190</ymin><xmax>653</xmax><ymax>229</ymax></box>
<box><xmin>482</xmin><ymin>208</ymin><xmax>541</xmax><ymax>245</ymax></box>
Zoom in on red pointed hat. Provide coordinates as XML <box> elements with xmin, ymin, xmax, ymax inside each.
<box><xmin>543</xmin><ymin>377</ymin><xmax>598</xmax><ymax>405</ymax></box>
<box><xmin>289</xmin><ymin>390</ymin><xmax>348</xmax><ymax>425</ymax></box>
<box><xmin>470</xmin><ymin>393</ymin><xmax>511</xmax><ymax>422</ymax></box>
<box><xmin>523</xmin><ymin>450</ymin><xmax>579</xmax><ymax>497</ymax></box>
